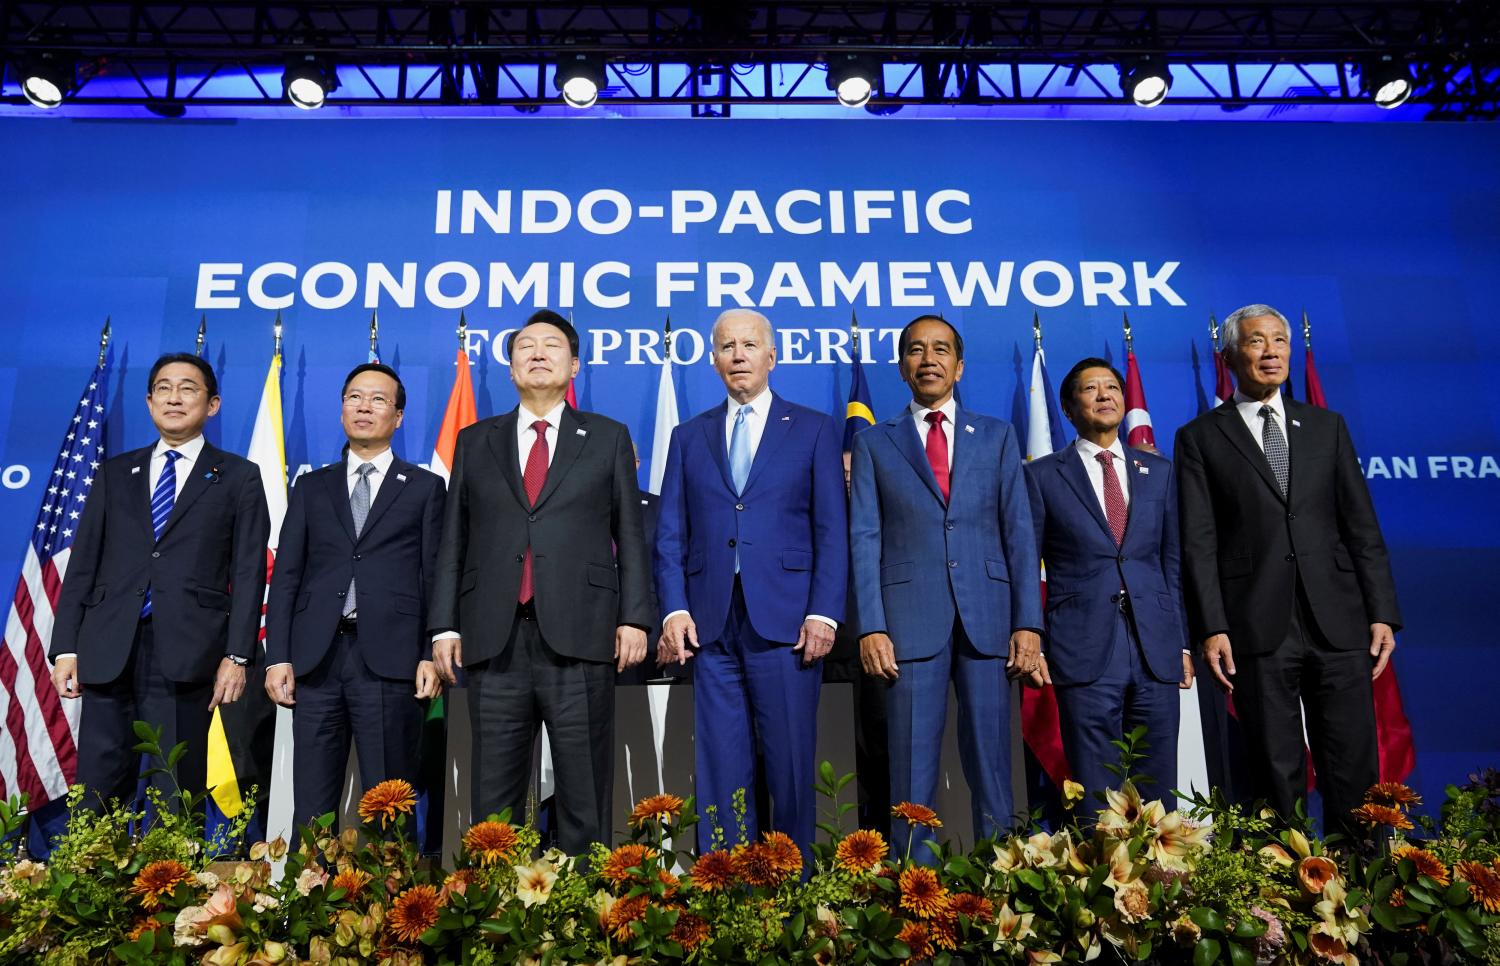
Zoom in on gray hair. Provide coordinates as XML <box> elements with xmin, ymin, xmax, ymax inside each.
<box><xmin>1221</xmin><ymin>303</ymin><xmax>1291</xmax><ymax>359</ymax></box>
<box><xmin>710</xmin><ymin>308</ymin><xmax>775</xmax><ymax>348</ymax></box>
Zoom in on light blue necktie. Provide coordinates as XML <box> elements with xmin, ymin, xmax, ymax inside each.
<box><xmin>141</xmin><ymin>450</ymin><xmax>181</xmax><ymax>618</ymax></box>
<box><xmin>344</xmin><ymin>463</ymin><xmax>376</xmax><ymax>617</ymax></box>
<box><xmin>729</xmin><ymin>404</ymin><xmax>752</xmax><ymax>495</ymax></box>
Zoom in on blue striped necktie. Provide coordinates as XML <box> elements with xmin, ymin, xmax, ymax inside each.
<box><xmin>141</xmin><ymin>449</ymin><xmax>181</xmax><ymax>618</ymax></box>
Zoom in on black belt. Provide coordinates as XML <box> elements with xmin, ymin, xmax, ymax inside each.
<box><xmin>337</xmin><ymin>615</ymin><xmax>358</xmax><ymax>634</ymax></box>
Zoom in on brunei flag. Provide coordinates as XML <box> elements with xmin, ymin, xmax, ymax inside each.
<box><xmin>843</xmin><ymin>350</ymin><xmax>875</xmax><ymax>452</ymax></box>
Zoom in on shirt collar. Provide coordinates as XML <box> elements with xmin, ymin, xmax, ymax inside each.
<box><xmin>1234</xmin><ymin>389</ymin><xmax>1287</xmax><ymax>424</ymax></box>
<box><xmin>346</xmin><ymin>447</ymin><xmax>394</xmax><ymax>476</ymax></box>
<box><xmin>726</xmin><ymin>386</ymin><xmax>773</xmax><ymax>418</ymax></box>
<box><xmin>518</xmin><ymin>400</ymin><xmax>568</xmax><ymax>430</ymax></box>
<box><xmin>154</xmin><ymin>435</ymin><xmax>205</xmax><ymax>464</ymax></box>
<box><xmin>1075</xmin><ymin>436</ymin><xmax>1126</xmax><ymax>462</ymax></box>
<box><xmin>909</xmin><ymin>396</ymin><xmax>958</xmax><ymax>425</ymax></box>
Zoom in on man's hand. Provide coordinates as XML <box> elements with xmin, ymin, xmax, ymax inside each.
<box><xmin>1007</xmin><ymin>629</ymin><xmax>1042</xmax><ymax>679</ymax></box>
<box><xmin>415</xmin><ymin>660</ymin><xmax>443</xmax><ymax>699</ymax></box>
<box><xmin>265</xmin><ymin>664</ymin><xmax>296</xmax><ymax>707</ymax></box>
<box><xmin>51</xmin><ymin>657</ymin><xmax>81</xmax><ymax>700</ymax></box>
<box><xmin>1180</xmin><ymin>651</ymin><xmax>1196</xmax><ymax>690</ymax></box>
<box><xmin>433</xmin><ymin>637</ymin><xmax>463</xmax><ymax>685</ymax></box>
<box><xmin>660</xmin><ymin>613</ymin><xmax>699</xmax><ymax>666</ymax></box>
<box><xmin>1204</xmin><ymin>634</ymin><xmax>1236</xmax><ymax>692</ymax></box>
<box><xmin>860</xmin><ymin>632</ymin><xmax>899</xmax><ymax>681</ymax></box>
<box><xmin>793</xmin><ymin>619</ymin><xmax>835</xmax><ymax>666</ymax></box>
<box><xmin>1025</xmin><ymin>653</ymin><xmax>1053</xmax><ymax>689</ymax></box>
<box><xmin>1369</xmin><ymin>622</ymin><xmax>1396</xmax><ymax>680</ymax></box>
<box><xmin>209</xmin><ymin>658</ymin><xmax>247</xmax><ymax>710</ymax></box>
<box><xmin>615</xmin><ymin>625</ymin><xmax>648</xmax><ymax>672</ymax></box>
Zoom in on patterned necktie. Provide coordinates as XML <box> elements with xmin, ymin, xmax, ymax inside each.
<box><xmin>924</xmin><ymin>411</ymin><xmax>950</xmax><ymax>502</ymax></box>
<box><xmin>729</xmin><ymin>404</ymin><xmax>752</xmax><ymax>495</ymax></box>
<box><xmin>518</xmin><ymin>419</ymin><xmax>550</xmax><ymax>604</ymax></box>
<box><xmin>1096</xmin><ymin>450</ymin><xmax>1127</xmax><ymax>545</ymax></box>
<box><xmin>343</xmin><ymin>462</ymin><xmax>376</xmax><ymax>617</ymax></box>
<box><xmin>141</xmin><ymin>450</ymin><xmax>181</xmax><ymax>618</ymax></box>
<box><xmin>1259</xmin><ymin>405</ymin><xmax>1290</xmax><ymax>497</ymax></box>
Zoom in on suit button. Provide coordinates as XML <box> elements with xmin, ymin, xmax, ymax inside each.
<box><xmin>336</xmin><ymin>591</ymin><xmax>346</xmax><ymax>598</ymax></box>
<box><xmin>948</xmin><ymin>560</ymin><xmax>957</xmax><ymax>568</ymax></box>
<box><xmin>515</xmin><ymin>554</ymin><xmax>524</xmax><ymax>563</ymax></box>
<box><xmin>151</xmin><ymin>551</ymin><xmax>160</xmax><ymax>558</ymax></box>
<box><xmin>728</xmin><ymin>538</ymin><xmax>737</xmax><ymax>548</ymax></box>
<box><xmin>1117</xmin><ymin>555</ymin><xmax>1125</xmax><ymax>564</ymax></box>
<box><xmin>1285</xmin><ymin>553</ymin><xmax>1296</xmax><ymax>562</ymax></box>
<box><xmin>528</xmin><ymin>514</ymin><xmax>537</xmax><ymax>522</ymax></box>
<box><xmin>735</xmin><ymin>503</ymin><xmax>745</xmax><ymax>511</ymax></box>
<box><xmin>353</xmin><ymin>554</ymin><xmax>361</xmax><ymax>561</ymax></box>
<box><xmin>136</xmin><ymin>589</ymin><xmax>145</xmax><ymax>596</ymax></box>
<box><xmin>1287</xmin><ymin>513</ymin><xmax>1296</xmax><ymax>520</ymax></box>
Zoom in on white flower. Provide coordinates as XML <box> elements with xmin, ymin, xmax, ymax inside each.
<box><xmin>173</xmin><ymin>906</ymin><xmax>207</xmax><ymax>947</ymax></box>
<box><xmin>515</xmin><ymin>859</ymin><xmax>559</xmax><ymax>907</ymax></box>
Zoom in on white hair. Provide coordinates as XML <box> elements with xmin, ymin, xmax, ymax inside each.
<box><xmin>710</xmin><ymin>309</ymin><xmax>774</xmax><ymax>347</ymax></box>
<box><xmin>1221</xmin><ymin>303</ymin><xmax>1291</xmax><ymax>359</ymax></box>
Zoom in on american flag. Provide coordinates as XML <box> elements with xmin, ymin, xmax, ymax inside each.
<box><xmin>0</xmin><ymin>362</ymin><xmax>108</xmax><ymax>808</ymax></box>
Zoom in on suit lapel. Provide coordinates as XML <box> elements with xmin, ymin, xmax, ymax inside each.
<box><xmin>1056</xmin><ymin>444</ymin><xmax>1116</xmax><ymax>543</ymax></box>
<box><xmin>355</xmin><ymin>458</ymin><xmax>408</xmax><ymax>542</ymax></box>
<box><xmin>158</xmin><ymin>442</ymin><xmax>221</xmax><ymax>541</ymax></box>
<box><xmin>742</xmin><ymin>395</ymin><xmax>793</xmax><ymax>495</ymax></box>
<box><xmin>1283</xmin><ymin>398</ymin><xmax>1307</xmax><ymax>499</ymax></box>
<box><xmin>1212</xmin><ymin>401</ymin><xmax>1286</xmax><ymax>503</ymax></box>
<box><xmin>700</xmin><ymin>402</ymin><xmax>736</xmax><ymax>494</ymax></box>
<box><xmin>486</xmin><ymin>411</ymin><xmax>529</xmax><ymax>509</ymax></box>
<box><xmin>130</xmin><ymin>446</ymin><xmax>156</xmax><ymax>542</ymax></box>
<box><xmin>948</xmin><ymin>409</ymin><xmax>977</xmax><ymax>501</ymax></box>
<box><xmin>531</xmin><ymin>407</ymin><xmax>587</xmax><ymax>510</ymax></box>
<box><xmin>323</xmin><ymin>462</ymin><xmax>357</xmax><ymax>543</ymax></box>
<box><xmin>889</xmin><ymin>413</ymin><xmax>945</xmax><ymax>506</ymax></box>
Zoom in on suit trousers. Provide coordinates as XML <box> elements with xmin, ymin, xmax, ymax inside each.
<box><xmin>1054</xmin><ymin>605</ymin><xmax>1180</xmax><ymax>815</ymax></box>
<box><xmin>694</xmin><ymin>578</ymin><xmax>821</xmax><ymax>859</ymax></box>
<box><xmin>467</xmin><ymin>611</ymin><xmax>614</xmax><ymax>854</ymax></box>
<box><xmin>291</xmin><ymin>628</ymin><xmax>421</xmax><ymax>830</ymax></box>
<box><xmin>886</xmin><ymin>618</ymin><xmax>1013</xmax><ymax>861</ymax></box>
<box><xmin>1232</xmin><ymin>579</ymin><xmax>1378</xmax><ymax>837</ymax></box>
<box><xmin>75</xmin><ymin>619</ymin><xmax>213</xmax><ymax>811</ymax></box>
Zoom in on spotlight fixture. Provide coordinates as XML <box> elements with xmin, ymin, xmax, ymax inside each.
<box><xmin>1119</xmin><ymin>56</ymin><xmax>1172</xmax><ymax>108</ymax></box>
<box><xmin>1362</xmin><ymin>54</ymin><xmax>1413</xmax><ymax>109</ymax></box>
<box><xmin>282</xmin><ymin>54</ymin><xmax>338</xmax><ymax>110</ymax></box>
<box><xmin>21</xmin><ymin>52</ymin><xmax>74</xmax><ymax>109</ymax></box>
<box><xmin>555</xmin><ymin>53</ymin><xmax>606</xmax><ymax>109</ymax></box>
<box><xmin>827</xmin><ymin>54</ymin><xmax>878</xmax><ymax>108</ymax></box>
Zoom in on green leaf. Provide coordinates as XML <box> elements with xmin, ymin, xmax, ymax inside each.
<box><xmin>1231</xmin><ymin>917</ymin><xmax>1266</xmax><ymax>939</ymax></box>
<box><xmin>1189</xmin><ymin>907</ymin><xmax>1225</xmax><ymax>933</ymax></box>
<box><xmin>820</xmin><ymin>760</ymin><xmax>837</xmax><ymax>787</ymax></box>
<box><xmin>1444</xmin><ymin>880</ymin><xmax>1471</xmax><ymax>906</ymax></box>
<box><xmin>1226</xmin><ymin>939</ymin><xmax>1255</xmax><ymax>966</ymax></box>
<box><xmin>1193</xmin><ymin>937</ymin><xmax>1222</xmax><ymax>966</ymax></box>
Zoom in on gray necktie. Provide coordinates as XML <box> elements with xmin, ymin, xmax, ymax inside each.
<box><xmin>1259</xmin><ymin>405</ymin><xmax>1289</xmax><ymax>497</ymax></box>
<box><xmin>344</xmin><ymin>462</ymin><xmax>376</xmax><ymax>617</ymax></box>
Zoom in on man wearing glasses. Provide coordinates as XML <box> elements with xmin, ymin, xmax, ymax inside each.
<box><xmin>264</xmin><ymin>362</ymin><xmax>445</xmax><ymax>830</ymax></box>
<box><xmin>52</xmin><ymin>353</ymin><xmax>270</xmax><ymax>811</ymax></box>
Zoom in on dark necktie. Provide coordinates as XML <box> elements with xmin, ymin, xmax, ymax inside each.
<box><xmin>1259</xmin><ymin>405</ymin><xmax>1290</xmax><ymax>496</ymax></box>
<box><xmin>924</xmin><ymin>411</ymin><xmax>950</xmax><ymax>502</ymax></box>
<box><xmin>344</xmin><ymin>462</ymin><xmax>375</xmax><ymax>617</ymax></box>
<box><xmin>141</xmin><ymin>450</ymin><xmax>181</xmax><ymax>618</ymax></box>
<box><xmin>1095</xmin><ymin>450</ymin><xmax>1127</xmax><ymax>545</ymax></box>
<box><xmin>518</xmin><ymin>419</ymin><xmax>549</xmax><ymax>603</ymax></box>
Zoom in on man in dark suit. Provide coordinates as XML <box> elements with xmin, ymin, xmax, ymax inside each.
<box><xmin>430</xmin><ymin>310</ymin><xmax>653</xmax><ymax>853</ymax></box>
<box><xmin>849</xmin><ymin>315</ymin><xmax>1041</xmax><ymax>856</ymax></box>
<box><xmin>656</xmin><ymin>309</ymin><xmax>847</xmax><ymax>857</ymax></box>
<box><xmin>51</xmin><ymin>353</ymin><xmax>270</xmax><ymax>809</ymax></box>
<box><xmin>1176</xmin><ymin>303</ymin><xmax>1401</xmax><ymax>834</ymax></box>
<box><xmin>1025</xmin><ymin>358</ymin><xmax>1191</xmax><ymax>811</ymax></box>
<box><xmin>264</xmin><ymin>362</ymin><xmax>445</xmax><ymax>830</ymax></box>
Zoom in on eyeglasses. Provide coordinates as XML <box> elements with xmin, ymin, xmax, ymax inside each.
<box><xmin>151</xmin><ymin>383</ymin><xmax>205</xmax><ymax>400</ymax></box>
<box><xmin>342</xmin><ymin>392</ymin><xmax>396</xmax><ymax>411</ymax></box>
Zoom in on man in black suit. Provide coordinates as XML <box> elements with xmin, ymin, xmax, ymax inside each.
<box><xmin>1176</xmin><ymin>304</ymin><xmax>1401</xmax><ymax>834</ymax></box>
<box><xmin>51</xmin><ymin>353</ymin><xmax>270</xmax><ymax>809</ymax></box>
<box><xmin>264</xmin><ymin>362</ymin><xmax>445</xmax><ymax>829</ymax></box>
<box><xmin>430</xmin><ymin>310</ymin><xmax>653</xmax><ymax>852</ymax></box>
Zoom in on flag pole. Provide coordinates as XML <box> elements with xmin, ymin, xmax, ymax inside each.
<box><xmin>369</xmin><ymin>309</ymin><xmax>379</xmax><ymax>359</ymax></box>
<box><xmin>664</xmin><ymin>310</ymin><xmax>672</xmax><ymax>355</ymax></box>
<box><xmin>1123</xmin><ymin>311</ymin><xmax>1134</xmax><ymax>353</ymax></box>
<box><xmin>851</xmin><ymin>309</ymin><xmax>861</xmax><ymax>358</ymax></box>
<box><xmin>457</xmin><ymin>311</ymin><xmax>467</xmax><ymax>352</ymax></box>
<box><xmin>1302</xmin><ymin>309</ymin><xmax>1312</xmax><ymax>350</ymax></box>
<box><xmin>97</xmin><ymin>316</ymin><xmax>111</xmax><ymax>367</ymax></box>
<box><xmin>194</xmin><ymin>315</ymin><xmax>206</xmax><ymax>358</ymax></box>
<box><xmin>1033</xmin><ymin>311</ymin><xmax>1042</xmax><ymax>350</ymax></box>
<box><xmin>272</xmin><ymin>311</ymin><xmax>283</xmax><ymax>358</ymax></box>
<box><xmin>1209</xmin><ymin>313</ymin><xmax>1220</xmax><ymax>353</ymax></box>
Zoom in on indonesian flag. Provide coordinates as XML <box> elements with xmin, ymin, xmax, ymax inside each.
<box><xmin>1122</xmin><ymin>350</ymin><xmax>1156</xmax><ymax>449</ymax></box>
<box><xmin>430</xmin><ymin>349</ymin><xmax>478</xmax><ymax>484</ymax></box>
<box><xmin>648</xmin><ymin>343</ymin><xmax>678</xmax><ymax>497</ymax></box>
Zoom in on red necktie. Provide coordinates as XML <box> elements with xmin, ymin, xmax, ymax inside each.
<box><xmin>924</xmin><ymin>411</ymin><xmax>950</xmax><ymax>502</ymax></box>
<box><xmin>1096</xmin><ymin>450</ymin><xmax>1127</xmax><ymax>545</ymax></box>
<box><xmin>518</xmin><ymin>419</ymin><xmax>549</xmax><ymax>603</ymax></box>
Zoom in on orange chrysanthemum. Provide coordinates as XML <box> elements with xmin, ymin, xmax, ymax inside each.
<box><xmin>733</xmin><ymin>842</ymin><xmax>786</xmax><ymax>889</ymax></box>
<box><xmin>1351</xmin><ymin>803</ymin><xmax>1414</xmax><ymax>830</ymax></box>
<box><xmin>891</xmin><ymin>802</ymin><xmax>943</xmax><ymax>829</ymax></box>
<box><xmin>126</xmin><ymin>917</ymin><xmax>165</xmax><ymax>942</ymax></box>
<box><xmin>359</xmin><ymin>778</ymin><xmax>418</xmax><ymax>827</ymax></box>
<box><xmin>657</xmin><ymin>868</ymin><xmax>681</xmax><ymax>899</ymax></box>
<box><xmin>896</xmin><ymin>920</ymin><xmax>933</xmax><ymax>962</ymax></box>
<box><xmin>836</xmin><ymin>829</ymin><xmax>889</xmax><ymax>874</ymax></box>
<box><xmin>604</xmin><ymin>893</ymin><xmax>649</xmax><ymax>942</ymax></box>
<box><xmin>929</xmin><ymin>912</ymin><xmax>959</xmax><ymax>950</ymax></box>
<box><xmin>761</xmin><ymin>831</ymin><xmax>804</xmax><ymax>879</ymax></box>
<box><xmin>1389</xmin><ymin>887</ymin><xmax>1407</xmax><ymax>908</ymax></box>
<box><xmin>629</xmin><ymin>793</ymin><xmax>686</xmax><ymax>826</ymax></box>
<box><xmin>688</xmin><ymin>850</ymin><xmax>736</xmax><ymax>891</ymax></box>
<box><xmin>330</xmin><ymin>868</ymin><xmax>371</xmax><ymax>898</ymax></box>
<box><xmin>1455</xmin><ymin>860</ymin><xmax>1500</xmax><ymax>914</ymax></box>
<box><xmin>441</xmin><ymin>868</ymin><xmax>479</xmax><ymax>902</ymax></box>
<box><xmin>950</xmin><ymin>892</ymin><xmax>995</xmax><ymax>924</ymax></box>
<box><xmin>130</xmin><ymin>860</ymin><xmax>195</xmax><ymax>910</ymax></box>
<box><xmin>1392</xmin><ymin>846</ymin><xmax>1450</xmax><ymax>886</ymax></box>
<box><xmin>1366</xmin><ymin>782</ymin><xmax>1422</xmax><ymax>810</ymax></box>
<box><xmin>898</xmin><ymin>865</ymin><xmax>951</xmax><ymax>920</ymax></box>
<box><xmin>601</xmin><ymin>843</ymin><xmax>658</xmax><ymax>885</ymax></box>
<box><xmin>387</xmin><ymin>884</ymin><xmax>442</xmax><ymax>943</ymax></box>
<box><xmin>670</xmin><ymin>911</ymin><xmax>711</xmax><ymax>952</ymax></box>
<box><xmin>462</xmin><ymin>820</ymin><xmax>521</xmax><ymax>866</ymax></box>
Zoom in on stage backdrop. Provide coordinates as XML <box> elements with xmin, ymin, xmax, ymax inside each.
<box><xmin>0</xmin><ymin>117</ymin><xmax>1496</xmax><ymax>819</ymax></box>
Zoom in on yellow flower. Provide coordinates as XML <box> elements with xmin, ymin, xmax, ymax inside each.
<box><xmin>836</xmin><ymin>829</ymin><xmax>888</xmax><ymax>874</ymax></box>
<box><xmin>386</xmin><ymin>885</ymin><xmax>441</xmax><ymax>944</ymax></box>
<box><xmin>600</xmin><ymin>843</ymin><xmax>657</xmax><ymax>886</ymax></box>
<box><xmin>1297</xmin><ymin>856</ymin><xmax>1339</xmax><ymax>895</ymax></box>
<box><xmin>628</xmin><ymin>793</ymin><xmax>685</xmax><ymax>826</ymax></box>
<box><xmin>1392</xmin><ymin>846</ymin><xmax>1450</xmax><ymax>886</ymax></box>
<box><xmin>1149</xmin><ymin>812</ymin><xmax>1213</xmax><ymax>871</ymax></box>
<box><xmin>891</xmin><ymin>802</ymin><xmax>942</xmax><ymax>828</ymax></box>
<box><xmin>1456</xmin><ymin>860</ymin><xmax>1500</xmax><ymax>914</ymax></box>
<box><xmin>994</xmin><ymin>901</ymin><xmax>1036</xmax><ymax>942</ymax></box>
<box><xmin>1351</xmin><ymin>803</ymin><xmax>1414</xmax><ymax>831</ymax></box>
<box><xmin>897</xmin><ymin>865</ymin><xmax>950</xmax><ymax>919</ymax></box>
<box><xmin>1062</xmin><ymin>779</ymin><xmax>1086</xmax><ymax>806</ymax></box>
<box><xmin>1103</xmin><ymin>841</ymin><xmax>1142</xmax><ymax>890</ymax></box>
<box><xmin>1365</xmin><ymin>782</ymin><xmax>1421</xmax><ymax>810</ymax></box>
<box><xmin>688</xmin><ymin>850</ymin><xmax>736</xmax><ymax>891</ymax></box>
<box><xmin>357</xmin><ymin>779</ymin><xmax>417</xmax><ymax>828</ymax></box>
<box><xmin>130</xmin><ymin>860</ymin><xmax>195</xmax><ymax>910</ymax></box>
<box><xmin>462</xmin><ymin>821</ymin><xmax>521</xmax><ymax>866</ymax></box>
<box><xmin>514</xmin><ymin>859</ymin><xmax>558</xmax><ymax>907</ymax></box>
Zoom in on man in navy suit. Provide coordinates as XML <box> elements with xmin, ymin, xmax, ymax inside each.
<box><xmin>51</xmin><ymin>353</ymin><xmax>270</xmax><ymax>809</ymax></box>
<box><xmin>656</xmin><ymin>309</ymin><xmax>847</xmax><ymax>856</ymax></box>
<box><xmin>264</xmin><ymin>363</ymin><xmax>446</xmax><ymax>829</ymax></box>
<box><xmin>1025</xmin><ymin>358</ymin><xmax>1191</xmax><ymax>811</ymax></box>
<box><xmin>849</xmin><ymin>316</ymin><xmax>1041</xmax><ymax>856</ymax></box>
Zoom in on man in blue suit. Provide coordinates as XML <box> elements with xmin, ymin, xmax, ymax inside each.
<box><xmin>656</xmin><ymin>309</ymin><xmax>847</xmax><ymax>857</ymax></box>
<box><xmin>1025</xmin><ymin>358</ymin><xmax>1191</xmax><ymax>811</ymax></box>
<box><xmin>849</xmin><ymin>315</ymin><xmax>1042</xmax><ymax>856</ymax></box>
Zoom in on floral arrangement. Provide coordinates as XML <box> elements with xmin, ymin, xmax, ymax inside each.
<box><xmin>1</xmin><ymin>726</ymin><xmax>1497</xmax><ymax>964</ymax></box>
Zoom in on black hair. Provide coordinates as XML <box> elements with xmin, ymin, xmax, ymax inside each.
<box><xmin>147</xmin><ymin>352</ymin><xmax>219</xmax><ymax>398</ymax></box>
<box><xmin>506</xmin><ymin>309</ymin><xmax>580</xmax><ymax>358</ymax></box>
<box><xmin>341</xmin><ymin>362</ymin><xmax>406</xmax><ymax>411</ymax></box>
<box><xmin>1058</xmin><ymin>357</ymin><xmax>1125</xmax><ymax>417</ymax></box>
<box><xmin>896</xmin><ymin>314</ymin><xmax>964</xmax><ymax>361</ymax></box>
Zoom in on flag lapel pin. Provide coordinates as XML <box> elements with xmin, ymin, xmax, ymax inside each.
<box><xmin>396</xmin><ymin>473</ymin><xmax>407</xmax><ymax>482</ymax></box>
<box><xmin>964</xmin><ymin>425</ymin><xmax>975</xmax><ymax>434</ymax></box>
<box><xmin>576</xmin><ymin>428</ymin><xmax>587</xmax><ymax>436</ymax></box>
<box><xmin>131</xmin><ymin>466</ymin><xmax>141</xmax><ymax>474</ymax></box>
<box><xmin>781</xmin><ymin>415</ymin><xmax>791</xmax><ymax>421</ymax></box>
<box><xmin>1292</xmin><ymin>419</ymin><xmax>1302</xmax><ymax>428</ymax></box>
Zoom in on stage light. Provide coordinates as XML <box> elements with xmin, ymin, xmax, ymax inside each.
<box><xmin>21</xmin><ymin>52</ymin><xmax>74</xmax><ymax>109</ymax></box>
<box><xmin>283</xmin><ymin>55</ymin><xmax>337</xmax><ymax>110</ymax></box>
<box><xmin>1119</xmin><ymin>57</ymin><xmax>1172</xmax><ymax>108</ymax></box>
<box><xmin>827</xmin><ymin>54</ymin><xmax>878</xmax><ymax>108</ymax></box>
<box><xmin>1363</xmin><ymin>54</ymin><xmax>1413</xmax><ymax>109</ymax></box>
<box><xmin>555</xmin><ymin>54</ymin><xmax>606</xmax><ymax>109</ymax></box>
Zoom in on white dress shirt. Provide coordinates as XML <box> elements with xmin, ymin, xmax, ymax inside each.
<box><xmin>517</xmin><ymin>400</ymin><xmax>567</xmax><ymax>469</ymax></box>
<box><xmin>908</xmin><ymin>397</ymin><xmax>958</xmax><ymax>470</ymax></box>
<box><xmin>1233</xmin><ymin>390</ymin><xmax>1288</xmax><ymax>454</ymax></box>
<box><xmin>1074</xmin><ymin>437</ymin><xmax>1131</xmax><ymax>514</ymax></box>
<box><xmin>150</xmin><ymin>435</ymin><xmax>205</xmax><ymax>500</ymax></box>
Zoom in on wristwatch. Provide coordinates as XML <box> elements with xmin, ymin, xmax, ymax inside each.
<box><xmin>226</xmin><ymin>654</ymin><xmax>249</xmax><ymax>667</ymax></box>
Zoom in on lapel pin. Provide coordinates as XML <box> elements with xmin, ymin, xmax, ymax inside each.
<box><xmin>576</xmin><ymin>427</ymin><xmax>588</xmax><ymax>436</ymax></box>
<box><xmin>964</xmin><ymin>424</ymin><xmax>975</xmax><ymax>434</ymax></box>
<box><xmin>781</xmin><ymin>415</ymin><xmax>791</xmax><ymax>422</ymax></box>
<box><xmin>131</xmin><ymin>466</ymin><xmax>141</xmax><ymax>474</ymax></box>
<box><xmin>396</xmin><ymin>473</ymin><xmax>407</xmax><ymax>482</ymax></box>
<box><xmin>1291</xmin><ymin>419</ymin><xmax>1302</xmax><ymax>428</ymax></box>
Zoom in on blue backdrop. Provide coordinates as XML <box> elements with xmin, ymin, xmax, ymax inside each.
<box><xmin>1</xmin><ymin>117</ymin><xmax>1496</xmax><ymax>813</ymax></box>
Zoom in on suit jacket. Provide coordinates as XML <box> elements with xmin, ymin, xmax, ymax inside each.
<box><xmin>849</xmin><ymin>408</ymin><xmax>1041</xmax><ymax>660</ymax></box>
<box><xmin>51</xmin><ymin>441</ymin><xmax>270</xmax><ymax>685</ymax></box>
<box><xmin>1175</xmin><ymin>398</ymin><xmax>1401</xmax><ymax>656</ymax></box>
<box><xmin>429</xmin><ymin>406</ymin><xmax>654</xmax><ymax>664</ymax></box>
<box><xmin>1024</xmin><ymin>443</ymin><xmax>1186</xmax><ymax>686</ymax></box>
<box><xmin>266</xmin><ymin>456</ymin><xmax>445</xmax><ymax>680</ymax></box>
<box><xmin>655</xmin><ymin>393</ymin><xmax>847</xmax><ymax>645</ymax></box>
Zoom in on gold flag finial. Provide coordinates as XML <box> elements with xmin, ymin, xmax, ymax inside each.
<box><xmin>1123</xmin><ymin>311</ymin><xmax>1134</xmax><ymax>353</ymax></box>
<box><xmin>272</xmin><ymin>311</ymin><xmax>283</xmax><ymax>356</ymax></box>
<box><xmin>195</xmin><ymin>315</ymin><xmax>207</xmax><ymax>358</ymax></box>
<box><xmin>97</xmin><ymin>316</ymin><xmax>111</xmax><ymax>367</ymax></box>
<box><xmin>1032</xmin><ymin>311</ymin><xmax>1042</xmax><ymax>350</ymax></box>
